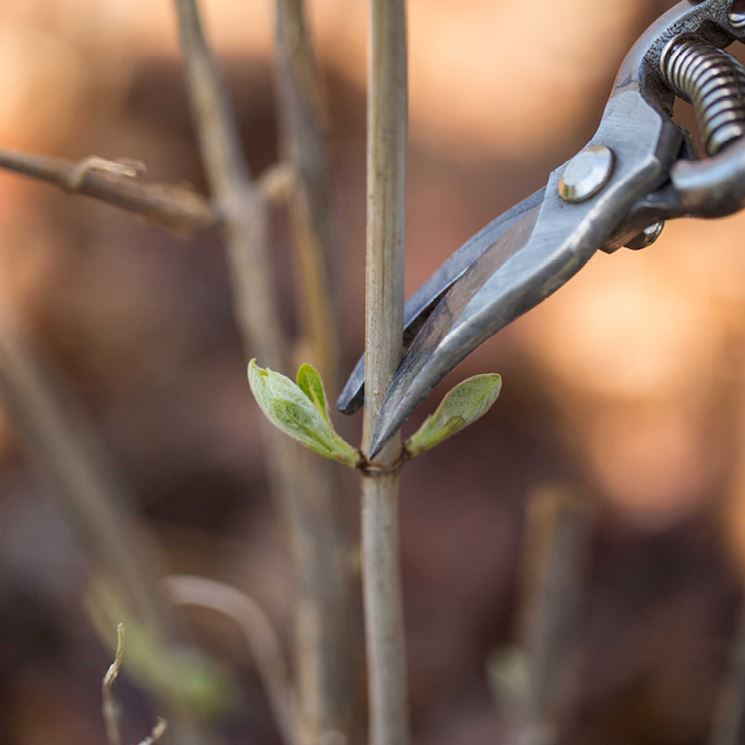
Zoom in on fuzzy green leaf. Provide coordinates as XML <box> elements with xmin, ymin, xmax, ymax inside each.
<box><xmin>248</xmin><ymin>359</ymin><xmax>361</xmax><ymax>467</ymax></box>
<box><xmin>405</xmin><ymin>373</ymin><xmax>502</xmax><ymax>458</ymax></box>
<box><xmin>296</xmin><ymin>362</ymin><xmax>330</xmax><ymax>424</ymax></box>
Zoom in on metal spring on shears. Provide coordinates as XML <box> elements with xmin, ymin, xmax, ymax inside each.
<box><xmin>659</xmin><ymin>35</ymin><xmax>745</xmax><ymax>156</ymax></box>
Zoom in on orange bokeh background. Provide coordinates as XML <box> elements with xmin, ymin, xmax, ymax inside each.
<box><xmin>2</xmin><ymin>2</ymin><xmax>745</xmax><ymax>744</ymax></box>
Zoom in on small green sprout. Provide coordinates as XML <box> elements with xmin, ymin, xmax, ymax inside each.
<box><xmin>249</xmin><ymin>360</ymin><xmax>501</xmax><ymax>466</ymax></box>
<box><xmin>404</xmin><ymin>373</ymin><xmax>502</xmax><ymax>458</ymax></box>
<box><xmin>296</xmin><ymin>362</ymin><xmax>332</xmax><ymax>424</ymax></box>
<box><xmin>248</xmin><ymin>360</ymin><xmax>362</xmax><ymax>468</ymax></box>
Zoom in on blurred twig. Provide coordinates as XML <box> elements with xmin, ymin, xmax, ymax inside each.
<box><xmin>274</xmin><ymin>0</ymin><xmax>338</xmax><ymax>384</ymax></box>
<box><xmin>258</xmin><ymin>161</ymin><xmax>297</xmax><ymax>204</ymax></box>
<box><xmin>0</xmin><ymin>148</ymin><xmax>216</xmax><ymax>235</ymax></box>
<box><xmin>0</xmin><ymin>317</ymin><xmax>167</xmax><ymax>635</ymax></box>
<box><xmin>173</xmin><ymin>3</ymin><xmax>359</xmax><ymax>744</ymax></box>
<box><xmin>361</xmin><ymin>1</ymin><xmax>410</xmax><ymax>744</ymax></box>
<box><xmin>0</xmin><ymin>314</ymin><xmax>208</xmax><ymax>745</ymax></box>
<box><xmin>103</xmin><ymin>623</ymin><xmax>127</xmax><ymax>745</ymax></box>
<box><xmin>137</xmin><ymin>718</ymin><xmax>168</xmax><ymax>745</ymax></box>
<box><xmin>164</xmin><ymin>574</ymin><xmax>297</xmax><ymax>745</ymax></box>
<box><xmin>274</xmin><ymin>1</ymin><xmax>363</xmax><ymax>741</ymax></box>
<box><xmin>0</xmin><ymin>148</ymin><xmax>295</xmax><ymax>237</ymax></box>
<box><xmin>709</xmin><ymin>594</ymin><xmax>745</xmax><ymax>745</ymax></box>
<box><xmin>102</xmin><ymin>622</ymin><xmax>170</xmax><ymax>745</ymax></box>
<box><xmin>173</xmin><ymin>0</ymin><xmax>286</xmax><ymax>371</ymax></box>
<box><xmin>513</xmin><ymin>486</ymin><xmax>592</xmax><ymax>745</ymax></box>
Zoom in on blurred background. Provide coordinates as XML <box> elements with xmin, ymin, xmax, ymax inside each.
<box><xmin>2</xmin><ymin>1</ymin><xmax>745</xmax><ymax>744</ymax></box>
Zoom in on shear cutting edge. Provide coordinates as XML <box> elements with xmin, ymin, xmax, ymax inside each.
<box><xmin>338</xmin><ymin>0</ymin><xmax>745</xmax><ymax>459</ymax></box>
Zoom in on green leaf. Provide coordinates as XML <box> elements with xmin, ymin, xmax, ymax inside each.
<box><xmin>486</xmin><ymin>645</ymin><xmax>529</xmax><ymax>706</ymax></box>
<box><xmin>296</xmin><ymin>362</ymin><xmax>330</xmax><ymax>424</ymax></box>
<box><xmin>405</xmin><ymin>373</ymin><xmax>502</xmax><ymax>458</ymax></box>
<box><xmin>248</xmin><ymin>359</ymin><xmax>361</xmax><ymax>468</ymax></box>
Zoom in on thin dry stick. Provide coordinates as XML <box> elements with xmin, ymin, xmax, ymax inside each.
<box><xmin>274</xmin><ymin>1</ymin><xmax>362</xmax><ymax>741</ymax></box>
<box><xmin>103</xmin><ymin>623</ymin><xmax>127</xmax><ymax>745</ymax></box>
<box><xmin>515</xmin><ymin>488</ymin><xmax>591</xmax><ymax>745</ymax></box>
<box><xmin>361</xmin><ymin>1</ymin><xmax>409</xmax><ymax>744</ymax></box>
<box><xmin>137</xmin><ymin>718</ymin><xmax>168</xmax><ymax>745</ymax></box>
<box><xmin>274</xmin><ymin>0</ymin><xmax>338</xmax><ymax>384</ymax></box>
<box><xmin>164</xmin><ymin>574</ymin><xmax>297</xmax><ymax>745</ymax></box>
<box><xmin>0</xmin><ymin>318</ymin><xmax>168</xmax><ymax>636</ymax></box>
<box><xmin>173</xmin><ymin>0</ymin><xmax>287</xmax><ymax>399</ymax></box>
<box><xmin>0</xmin><ymin>149</ymin><xmax>216</xmax><ymax>234</ymax></box>
<box><xmin>709</xmin><ymin>595</ymin><xmax>745</xmax><ymax>745</ymax></box>
<box><xmin>102</xmin><ymin>623</ymin><xmax>170</xmax><ymax>745</ymax></box>
<box><xmin>173</xmin><ymin>5</ymin><xmax>356</xmax><ymax>744</ymax></box>
<box><xmin>0</xmin><ymin>316</ymin><xmax>207</xmax><ymax>745</ymax></box>
<box><xmin>0</xmin><ymin>148</ymin><xmax>293</xmax><ymax>236</ymax></box>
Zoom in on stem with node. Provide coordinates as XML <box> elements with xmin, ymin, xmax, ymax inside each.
<box><xmin>361</xmin><ymin>1</ymin><xmax>410</xmax><ymax>744</ymax></box>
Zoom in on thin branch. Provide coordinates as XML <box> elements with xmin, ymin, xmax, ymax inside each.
<box><xmin>163</xmin><ymin>574</ymin><xmax>298</xmax><ymax>745</ymax></box>
<box><xmin>136</xmin><ymin>718</ymin><xmax>168</xmax><ymax>745</ymax></box>
<box><xmin>0</xmin><ymin>314</ymin><xmax>207</xmax><ymax>745</ymax></box>
<box><xmin>0</xmin><ymin>317</ymin><xmax>168</xmax><ymax>635</ymax></box>
<box><xmin>273</xmin><ymin>2</ymin><xmax>363</xmax><ymax>742</ymax></box>
<box><xmin>514</xmin><ymin>487</ymin><xmax>591</xmax><ymax>745</ymax></box>
<box><xmin>0</xmin><ymin>149</ymin><xmax>216</xmax><ymax>235</ymax></box>
<box><xmin>101</xmin><ymin>623</ymin><xmax>169</xmax><ymax>745</ymax></box>
<box><xmin>257</xmin><ymin>161</ymin><xmax>296</xmax><ymax>204</ymax></box>
<box><xmin>103</xmin><ymin>623</ymin><xmax>127</xmax><ymax>745</ymax></box>
<box><xmin>173</xmin><ymin>0</ymin><xmax>285</xmax><ymax>369</ymax></box>
<box><xmin>274</xmin><ymin>0</ymin><xmax>339</xmax><ymax>385</ymax></box>
<box><xmin>361</xmin><ymin>0</ymin><xmax>409</xmax><ymax>744</ymax></box>
<box><xmin>709</xmin><ymin>593</ymin><xmax>745</xmax><ymax>745</ymax></box>
<box><xmin>172</xmin><ymin>5</ymin><xmax>359</xmax><ymax>745</ymax></box>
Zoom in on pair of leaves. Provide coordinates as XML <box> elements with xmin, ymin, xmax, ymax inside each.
<box><xmin>249</xmin><ymin>360</ymin><xmax>362</xmax><ymax>467</ymax></box>
<box><xmin>248</xmin><ymin>359</ymin><xmax>502</xmax><ymax>466</ymax></box>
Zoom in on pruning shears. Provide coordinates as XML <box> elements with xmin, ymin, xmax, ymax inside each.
<box><xmin>338</xmin><ymin>0</ymin><xmax>745</xmax><ymax>459</ymax></box>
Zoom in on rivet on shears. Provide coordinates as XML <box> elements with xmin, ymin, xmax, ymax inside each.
<box><xmin>558</xmin><ymin>145</ymin><xmax>615</xmax><ymax>204</ymax></box>
<box><xmin>625</xmin><ymin>221</ymin><xmax>666</xmax><ymax>250</ymax></box>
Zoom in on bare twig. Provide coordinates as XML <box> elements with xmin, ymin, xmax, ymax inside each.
<box><xmin>513</xmin><ymin>487</ymin><xmax>591</xmax><ymax>745</ymax></box>
<box><xmin>0</xmin><ymin>148</ymin><xmax>295</xmax><ymax>235</ymax></box>
<box><xmin>164</xmin><ymin>574</ymin><xmax>298</xmax><ymax>745</ymax></box>
<box><xmin>274</xmin><ymin>1</ymin><xmax>362</xmax><ymax>741</ymax></box>
<box><xmin>0</xmin><ymin>316</ymin><xmax>167</xmax><ymax>636</ymax></box>
<box><xmin>360</xmin><ymin>1</ymin><xmax>410</xmax><ymax>744</ymax></box>
<box><xmin>173</xmin><ymin>4</ymin><xmax>359</xmax><ymax>744</ymax></box>
<box><xmin>257</xmin><ymin>161</ymin><xmax>296</xmax><ymax>205</ymax></box>
<box><xmin>274</xmin><ymin>0</ymin><xmax>338</xmax><ymax>384</ymax></box>
<box><xmin>103</xmin><ymin>623</ymin><xmax>127</xmax><ymax>745</ymax></box>
<box><xmin>0</xmin><ymin>314</ymin><xmax>207</xmax><ymax>745</ymax></box>
<box><xmin>102</xmin><ymin>624</ymin><xmax>169</xmax><ymax>745</ymax></box>
<box><xmin>173</xmin><ymin>0</ymin><xmax>285</xmax><ymax>369</ymax></box>
<box><xmin>137</xmin><ymin>718</ymin><xmax>168</xmax><ymax>745</ymax></box>
<box><xmin>0</xmin><ymin>148</ymin><xmax>216</xmax><ymax>235</ymax></box>
<box><xmin>709</xmin><ymin>593</ymin><xmax>745</xmax><ymax>745</ymax></box>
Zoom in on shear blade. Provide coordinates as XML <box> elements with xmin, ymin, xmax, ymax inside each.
<box><xmin>365</xmin><ymin>76</ymin><xmax>683</xmax><ymax>457</ymax></box>
<box><xmin>368</xmin><ymin>202</ymin><xmax>555</xmax><ymax>458</ymax></box>
<box><xmin>359</xmin><ymin>0</ymin><xmax>694</xmax><ymax>458</ymax></box>
<box><xmin>336</xmin><ymin>189</ymin><xmax>546</xmax><ymax>415</ymax></box>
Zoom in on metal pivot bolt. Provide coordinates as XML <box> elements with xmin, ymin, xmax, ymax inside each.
<box><xmin>625</xmin><ymin>220</ymin><xmax>665</xmax><ymax>250</ymax></box>
<box><xmin>558</xmin><ymin>145</ymin><xmax>615</xmax><ymax>203</ymax></box>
